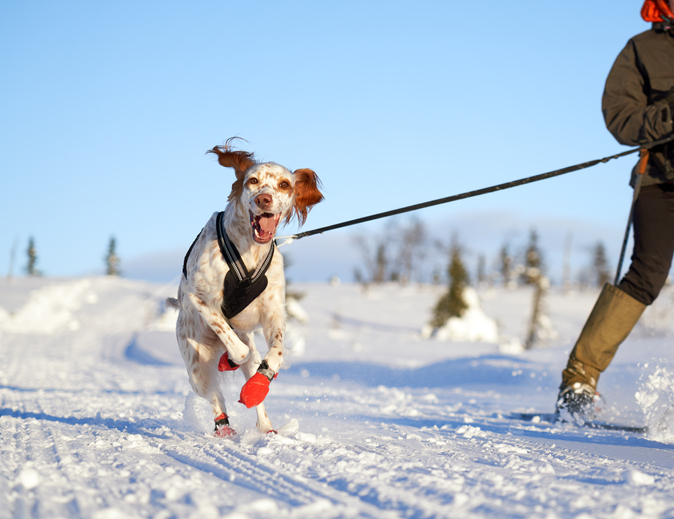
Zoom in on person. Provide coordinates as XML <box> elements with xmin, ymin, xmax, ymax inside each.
<box><xmin>556</xmin><ymin>0</ymin><xmax>674</xmax><ymax>417</ymax></box>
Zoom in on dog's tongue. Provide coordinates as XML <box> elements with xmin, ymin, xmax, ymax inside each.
<box><xmin>258</xmin><ymin>215</ymin><xmax>276</xmax><ymax>239</ymax></box>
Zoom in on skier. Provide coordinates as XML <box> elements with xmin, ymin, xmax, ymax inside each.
<box><xmin>556</xmin><ymin>0</ymin><xmax>674</xmax><ymax>417</ymax></box>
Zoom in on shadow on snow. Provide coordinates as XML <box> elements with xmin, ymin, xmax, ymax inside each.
<box><xmin>286</xmin><ymin>354</ymin><xmax>542</xmax><ymax>388</ymax></box>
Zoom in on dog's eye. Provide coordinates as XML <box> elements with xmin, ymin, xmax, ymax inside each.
<box><xmin>248</xmin><ymin>178</ymin><xmax>258</xmax><ymax>185</ymax></box>
<box><xmin>279</xmin><ymin>181</ymin><xmax>290</xmax><ymax>190</ymax></box>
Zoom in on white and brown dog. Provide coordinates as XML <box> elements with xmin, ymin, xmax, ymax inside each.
<box><xmin>167</xmin><ymin>139</ymin><xmax>323</xmax><ymax>437</ymax></box>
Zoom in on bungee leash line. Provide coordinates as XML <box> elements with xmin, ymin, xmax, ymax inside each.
<box><xmin>275</xmin><ymin>133</ymin><xmax>674</xmax><ymax>247</ymax></box>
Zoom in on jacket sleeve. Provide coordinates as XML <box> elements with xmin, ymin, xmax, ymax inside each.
<box><xmin>602</xmin><ymin>40</ymin><xmax>672</xmax><ymax>146</ymax></box>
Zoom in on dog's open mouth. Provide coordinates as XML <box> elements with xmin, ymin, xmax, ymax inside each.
<box><xmin>250</xmin><ymin>212</ymin><xmax>281</xmax><ymax>244</ymax></box>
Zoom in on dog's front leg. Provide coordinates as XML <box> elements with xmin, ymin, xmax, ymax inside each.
<box><xmin>234</xmin><ymin>332</ymin><xmax>273</xmax><ymax>432</ymax></box>
<box><xmin>239</xmin><ymin>354</ymin><xmax>275</xmax><ymax>434</ymax></box>
<box><xmin>186</xmin><ymin>292</ymin><xmax>250</xmax><ymax>365</ymax></box>
<box><xmin>238</xmin><ymin>313</ymin><xmax>285</xmax><ymax>410</ymax></box>
<box><xmin>260</xmin><ymin>313</ymin><xmax>285</xmax><ymax>373</ymax></box>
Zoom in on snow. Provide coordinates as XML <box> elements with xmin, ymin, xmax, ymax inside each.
<box><xmin>2</xmin><ymin>276</ymin><xmax>674</xmax><ymax>518</ymax></box>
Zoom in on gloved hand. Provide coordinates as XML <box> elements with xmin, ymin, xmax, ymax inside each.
<box><xmin>666</xmin><ymin>87</ymin><xmax>674</xmax><ymax>121</ymax></box>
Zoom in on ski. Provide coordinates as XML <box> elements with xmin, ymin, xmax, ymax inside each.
<box><xmin>510</xmin><ymin>412</ymin><xmax>648</xmax><ymax>434</ymax></box>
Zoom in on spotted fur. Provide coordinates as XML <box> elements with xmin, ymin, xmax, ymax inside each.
<box><xmin>167</xmin><ymin>139</ymin><xmax>323</xmax><ymax>434</ymax></box>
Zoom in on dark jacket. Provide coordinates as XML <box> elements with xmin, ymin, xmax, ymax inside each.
<box><xmin>602</xmin><ymin>23</ymin><xmax>674</xmax><ymax>186</ymax></box>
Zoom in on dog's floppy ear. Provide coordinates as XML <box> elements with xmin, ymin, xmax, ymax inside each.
<box><xmin>207</xmin><ymin>138</ymin><xmax>257</xmax><ymax>201</ymax></box>
<box><xmin>290</xmin><ymin>168</ymin><xmax>324</xmax><ymax>226</ymax></box>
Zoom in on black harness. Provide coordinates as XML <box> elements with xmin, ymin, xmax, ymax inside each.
<box><xmin>182</xmin><ymin>211</ymin><xmax>275</xmax><ymax>319</ymax></box>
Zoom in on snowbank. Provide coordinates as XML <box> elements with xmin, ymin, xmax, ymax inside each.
<box><xmin>0</xmin><ymin>278</ymin><xmax>98</xmax><ymax>334</ymax></box>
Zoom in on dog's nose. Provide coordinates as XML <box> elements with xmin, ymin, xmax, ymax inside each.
<box><xmin>255</xmin><ymin>193</ymin><xmax>273</xmax><ymax>210</ymax></box>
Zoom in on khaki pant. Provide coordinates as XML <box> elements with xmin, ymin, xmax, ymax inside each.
<box><xmin>561</xmin><ymin>283</ymin><xmax>646</xmax><ymax>390</ymax></box>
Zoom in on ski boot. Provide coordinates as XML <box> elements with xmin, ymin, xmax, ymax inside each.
<box><xmin>555</xmin><ymin>382</ymin><xmax>603</xmax><ymax>424</ymax></box>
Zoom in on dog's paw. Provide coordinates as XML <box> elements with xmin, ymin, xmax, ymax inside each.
<box><xmin>239</xmin><ymin>373</ymin><xmax>271</xmax><ymax>408</ymax></box>
<box><xmin>213</xmin><ymin>412</ymin><xmax>236</xmax><ymax>438</ymax></box>
<box><xmin>214</xmin><ymin>425</ymin><xmax>237</xmax><ymax>438</ymax></box>
<box><xmin>218</xmin><ymin>352</ymin><xmax>240</xmax><ymax>372</ymax></box>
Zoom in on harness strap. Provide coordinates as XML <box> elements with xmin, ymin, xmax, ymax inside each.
<box><xmin>182</xmin><ymin>229</ymin><xmax>203</xmax><ymax>279</ymax></box>
<box><xmin>181</xmin><ymin>212</ymin><xmax>275</xmax><ymax>319</ymax></box>
<box><xmin>216</xmin><ymin>212</ymin><xmax>275</xmax><ymax>319</ymax></box>
<box><xmin>216</xmin><ymin>212</ymin><xmax>274</xmax><ymax>284</ymax></box>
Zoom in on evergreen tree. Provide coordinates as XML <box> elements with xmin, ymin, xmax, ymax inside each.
<box><xmin>522</xmin><ymin>228</ymin><xmax>544</xmax><ymax>285</ymax></box>
<box><xmin>499</xmin><ymin>243</ymin><xmax>513</xmax><ymax>286</ymax></box>
<box><xmin>431</xmin><ymin>241</ymin><xmax>470</xmax><ymax>328</ymax></box>
<box><xmin>105</xmin><ymin>236</ymin><xmax>121</xmax><ymax>276</ymax></box>
<box><xmin>592</xmin><ymin>241</ymin><xmax>611</xmax><ymax>287</ymax></box>
<box><xmin>25</xmin><ymin>236</ymin><xmax>41</xmax><ymax>277</ymax></box>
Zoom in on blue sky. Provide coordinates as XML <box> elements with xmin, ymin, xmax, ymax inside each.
<box><xmin>0</xmin><ymin>1</ymin><xmax>655</xmax><ymax>284</ymax></box>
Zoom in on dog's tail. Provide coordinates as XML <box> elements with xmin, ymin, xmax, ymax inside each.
<box><xmin>165</xmin><ymin>297</ymin><xmax>179</xmax><ymax>310</ymax></box>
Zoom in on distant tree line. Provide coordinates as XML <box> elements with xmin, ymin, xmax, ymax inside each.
<box><xmin>352</xmin><ymin>218</ymin><xmax>613</xmax><ymax>290</ymax></box>
<box><xmin>9</xmin><ymin>236</ymin><xmax>122</xmax><ymax>278</ymax></box>
<box><xmin>352</xmin><ymin>219</ymin><xmax>615</xmax><ymax>350</ymax></box>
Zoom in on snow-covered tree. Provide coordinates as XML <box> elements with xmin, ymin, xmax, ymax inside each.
<box><xmin>431</xmin><ymin>240</ymin><xmax>470</xmax><ymax>328</ymax></box>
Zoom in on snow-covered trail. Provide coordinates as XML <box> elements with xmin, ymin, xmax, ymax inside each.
<box><xmin>2</xmin><ymin>277</ymin><xmax>674</xmax><ymax>518</ymax></box>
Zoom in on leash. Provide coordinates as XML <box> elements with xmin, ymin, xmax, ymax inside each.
<box><xmin>276</xmin><ymin>134</ymin><xmax>674</xmax><ymax>247</ymax></box>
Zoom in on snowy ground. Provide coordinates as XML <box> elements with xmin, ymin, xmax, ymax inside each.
<box><xmin>2</xmin><ymin>276</ymin><xmax>674</xmax><ymax>518</ymax></box>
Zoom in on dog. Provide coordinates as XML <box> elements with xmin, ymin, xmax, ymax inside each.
<box><xmin>166</xmin><ymin>138</ymin><xmax>323</xmax><ymax>437</ymax></box>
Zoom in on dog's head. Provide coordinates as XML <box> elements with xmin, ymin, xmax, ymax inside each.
<box><xmin>209</xmin><ymin>138</ymin><xmax>324</xmax><ymax>244</ymax></box>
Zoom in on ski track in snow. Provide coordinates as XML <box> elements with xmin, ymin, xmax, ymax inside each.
<box><xmin>2</xmin><ymin>278</ymin><xmax>674</xmax><ymax>517</ymax></box>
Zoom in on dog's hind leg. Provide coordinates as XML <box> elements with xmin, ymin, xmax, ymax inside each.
<box><xmin>178</xmin><ymin>331</ymin><xmax>235</xmax><ymax>437</ymax></box>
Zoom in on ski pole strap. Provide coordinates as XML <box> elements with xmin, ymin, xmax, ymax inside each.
<box><xmin>638</xmin><ymin>148</ymin><xmax>650</xmax><ymax>175</ymax></box>
<box><xmin>293</xmin><ymin>134</ymin><xmax>674</xmax><ymax>241</ymax></box>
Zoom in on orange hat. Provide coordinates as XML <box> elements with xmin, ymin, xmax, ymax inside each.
<box><xmin>641</xmin><ymin>0</ymin><xmax>674</xmax><ymax>22</ymax></box>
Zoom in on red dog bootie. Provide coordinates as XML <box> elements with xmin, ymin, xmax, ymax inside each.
<box><xmin>239</xmin><ymin>361</ymin><xmax>276</xmax><ymax>408</ymax></box>
<box><xmin>213</xmin><ymin>413</ymin><xmax>237</xmax><ymax>438</ymax></box>
<box><xmin>218</xmin><ymin>351</ymin><xmax>240</xmax><ymax>372</ymax></box>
